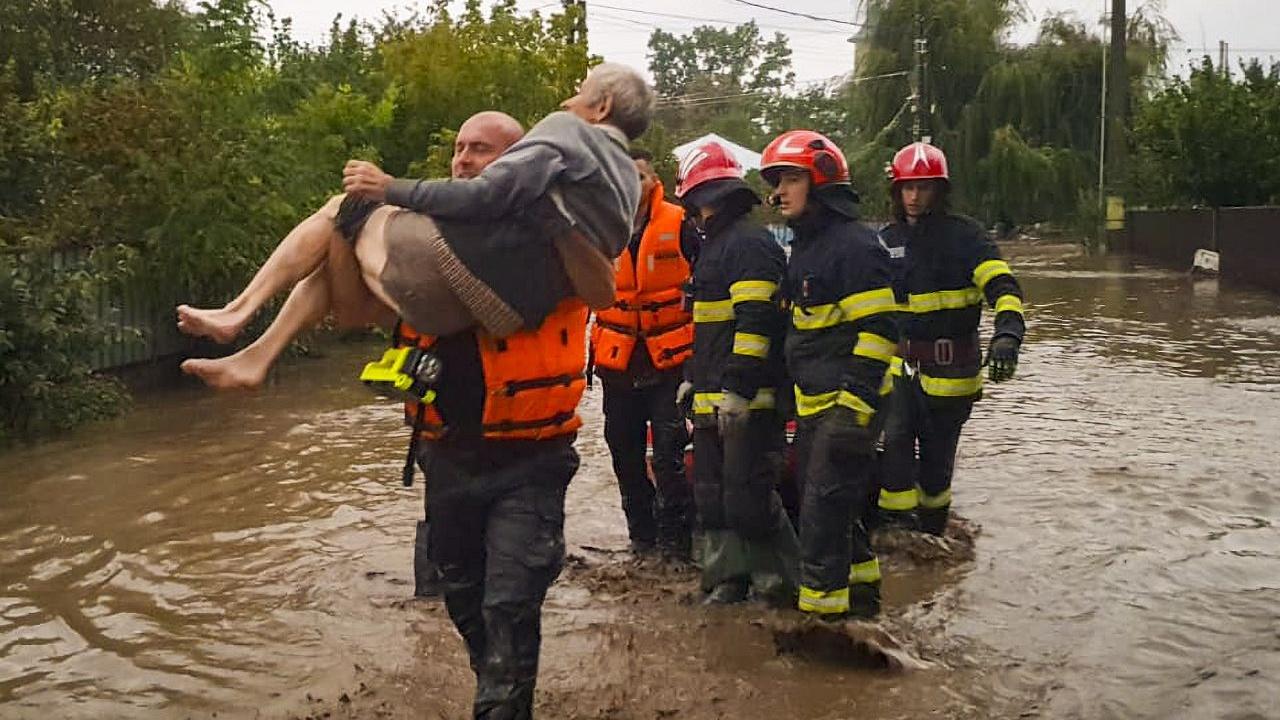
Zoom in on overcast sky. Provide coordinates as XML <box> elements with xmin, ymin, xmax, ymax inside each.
<box><xmin>257</xmin><ymin>0</ymin><xmax>1279</xmax><ymax>85</ymax></box>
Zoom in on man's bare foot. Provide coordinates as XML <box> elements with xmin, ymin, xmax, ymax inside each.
<box><xmin>176</xmin><ymin>305</ymin><xmax>250</xmax><ymax>344</ymax></box>
<box><xmin>180</xmin><ymin>355</ymin><xmax>268</xmax><ymax>390</ymax></box>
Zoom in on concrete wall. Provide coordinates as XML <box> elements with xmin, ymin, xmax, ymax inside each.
<box><xmin>1126</xmin><ymin>207</ymin><xmax>1280</xmax><ymax>293</ymax></box>
<box><xmin>1217</xmin><ymin>207</ymin><xmax>1280</xmax><ymax>293</ymax></box>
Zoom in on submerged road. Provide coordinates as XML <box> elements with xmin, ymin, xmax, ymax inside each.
<box><xmin>1</xmin><ymin>241</ymin><xmax>1277</xmax><ymax>719</ymax></box>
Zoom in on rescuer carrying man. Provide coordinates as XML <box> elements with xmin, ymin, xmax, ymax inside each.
<box><xmin>676</xmin><ymin>141</ymin><xmax>799</xmax><ymax>605</ymax></box>
<box><xmin>354</xmin><ymin>74</ymin><xmax>655</xmax><ymax>717</ymax></box>
<box><xmin>762</xmin><ymin>130</ymin><xmax>898</xmax><ymax>619</ymax></box>
<box><xmin>876</xmin><ymin>141</ymin><xmax>1026</xmax><ymax>535</ymax></box>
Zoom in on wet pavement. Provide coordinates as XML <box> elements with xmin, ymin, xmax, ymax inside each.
<box><xmin>1</xmin><ymin>241</ymin><xmax>1278</xmax><ymax>719</ymax></box>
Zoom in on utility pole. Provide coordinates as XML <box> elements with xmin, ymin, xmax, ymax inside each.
<box><xmin>1104</xmin><ymin>0</ymin><xmax>1127</xmax><ymax>240</ymax></box>
<box><xmin>911</xmin><ymin>11</ymin><xmax>928</xmax><ymax>141</ymax></box>
<box><xmin>1219</xmin><ymin>40</ymin><xmax>1230</xmax><ymax>78</ymax></box>
<box><xmin>562</xmin><ymin>0</ymin><xmax>587</xmax><ymax>47</ymax></box>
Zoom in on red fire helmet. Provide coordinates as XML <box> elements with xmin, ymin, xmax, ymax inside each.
<box><xmin>890</xmin><ymin>141</ymin><xmax>950</xmax><ymax>184</ymax></box>
<box><xmin>760</xmin><ymin>130</ymin><xmax>851</xmax><ymax>187</ymax></box>
<box><xmin>674</xmin><ymin>141</ymin><xmax>745</xmax><ymax>199</ymax></box>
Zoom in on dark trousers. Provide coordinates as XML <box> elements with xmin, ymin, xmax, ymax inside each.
<box><xmin>881</xmin><ymin>374</ymin><xmax>973</xmax><ymax>511</ymax></box>
<box><xmin>692</xmin><ymin>411</ymin><xmax>786</xmax><ymax>538</ymax></box>
<box><xmin>793</xmin><ymin>418</ymin><xmax>876</xmax><ymax>598</ymax></box>
<box><xmin>601</xmin><ymin>373</ymin><xmax>691</xmax><ymax>548</ymax></box>
<box><xmin>420</xmin><ymin>439</ymin><xmax>578</xmax><ymax>720</ymax></box>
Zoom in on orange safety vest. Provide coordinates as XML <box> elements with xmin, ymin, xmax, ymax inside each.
<box><xmin>395</xmin><ymin>299</ymin><xmax>588</xmax><ymax>442</ymax></box>
<box><xmin>591</xmin><ymin>181</ymin><xmax>692</xmax><ymax>372</ymax></box>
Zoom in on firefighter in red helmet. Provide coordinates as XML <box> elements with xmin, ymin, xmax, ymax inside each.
<box><xmin>876</xmin><ymin>141</ymin><xmax>1026</xmax><ymax>535</ymax></box>
<box><xmin>762</xmin><ymin>129</ymin><xmax>898</xmax><ymax>619</ymax></box>
<box><xmin>675</xmin><ymin>141</ymin><xmax>799</xmax><ymax>605</ymax></box>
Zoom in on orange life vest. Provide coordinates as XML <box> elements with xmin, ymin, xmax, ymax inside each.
<box><xmin>591</xmin><ymin>181</ymin><xmax>692</xmax><ymax>372</ymax></box>
<box><xmin>396</xmin><ymin>299</ymin><xmax>588</xmax><ymax>441</ymax></box>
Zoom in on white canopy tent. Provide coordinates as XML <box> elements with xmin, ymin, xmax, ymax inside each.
<box><xmin>671</xmin><ymin>133</ymin><xmax>762</xmax><ymax>171</ymax></box>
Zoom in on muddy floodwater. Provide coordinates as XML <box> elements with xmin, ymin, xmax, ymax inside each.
<box><xmin>2</xmin><ymin>241</ymin><xmax>1278</xmax><ymax>719</ymax></box>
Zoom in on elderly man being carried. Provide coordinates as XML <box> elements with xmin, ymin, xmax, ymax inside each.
<box><xmin>176</xmin><ymin>63</ymin><xmax>654</xmax><ymax>389</ymax></box>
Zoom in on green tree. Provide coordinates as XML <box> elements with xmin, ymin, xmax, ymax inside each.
<box><xmin>646</xmin><ymin>21</ymin><xmax>794</xmax><ymax>149</ymax></box>
<box><xmin>378</xmin><ymin>0</ymin><xmax>594</xmax><ymax>175</ymax></box>
<box><xmin>0</xmin><ymin>0</ymin><xmax>189</xmax><ymax>100</ymax></box>
<box><xmin>1130</xmin><ymin>58</ymin><xmax>1280</xmax><ymax>207</ymax></box>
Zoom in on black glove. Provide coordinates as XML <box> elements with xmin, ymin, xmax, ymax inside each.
<box><xmin>987</xmin><ymin>335</ymin><xmax>1020</xmax><ymax>383</ymax></box>
<box><xmin>819</xmin><ymin>405</ymin><xmax>877</xmax><ymax>462</ymax></box>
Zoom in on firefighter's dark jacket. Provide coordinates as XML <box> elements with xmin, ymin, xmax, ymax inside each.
<box><xmin>879</xmin><ymin>213</ymin><xmax>1025</xmax><ymax>343</ymax></box>
<box><xmin>686</xmin><ymin>210</ymin><xmax>787</xmax><ymax>419</ymax></box>
<box><xmin>783</xmin><ymin>204</ymin><xmax>899</xmax><ymax>424</ymax></box>
<box><xmin>878</xmin><ymin>212</ymin><xmax>1026</xmax><ymax>403</ymax></box>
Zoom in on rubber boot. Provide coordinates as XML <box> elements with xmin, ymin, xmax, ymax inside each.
<box><xmin>656</xmin><ymin>497</ymin><xmax>694</xmax><ymax>563</ymax></box>
<box><xmin>876</xmin><ymin>507</ymin><xmax>918</xmax><ymax>531</ymax></box>
<box><xmin>704</xmin><ymin>576</ymin><xmax>749</xmax><ymax>605</ymax></box>
<box><xmin>849</xmin><ymin>581</ymin><xmax>881</xmax><ymax>619</ymax></box>
<box><xmin>413</xmin><ymin>520</ymin><xmax>442</xmax><ymax>598</ymax></box>
<box><xmin>918</xmin><ymin>505</ymin><xmax>950</xmax><ymax>537</ymax></box>
<box><xmin>630</xmin><ymin>538</ymin><xmax>658</xmax><ymax>557</ymax></box>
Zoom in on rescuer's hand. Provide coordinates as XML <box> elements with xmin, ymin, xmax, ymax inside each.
<box><xmin>716</xmin><ymin>390</ymin><xmax>750</xmax><ymax>435</ymax></box>
<box><xmin>675</xmin><ymin>381</ymin><xmax>694</xmax><ymax>414</ymax></box>
<box><xmin>820</xmin><ymin>405</ymin><xmax>877</xmax><ymax>460</ymax></box>
<box><xmin>343</xmin><ymin>160</ymin><xmax>394</xmax><ymax>202</ymax></box>
<box><xmin>987</xmin><ymin>335</ymin><xmax>1020</xmax><ymax>383</ymax></box>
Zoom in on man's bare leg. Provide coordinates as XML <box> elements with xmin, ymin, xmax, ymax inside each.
<box><xmin>176</xmin><ymin>195</ymin><xmax>346</xmax><ymax>343</ymax></box>
<box><xmin>180</xmin><ymin>208</ymin><xmax>397</xmax><ymax>389</ymax></box>
<box><xmin>332</xmin><ymin>205</ymin><xmax>400</xmax><ymax>322</ymax></box>
<box><xmin>180</xmin><ymin>269</ymin><xmax>333</xmax><ymax>388</ymax></box>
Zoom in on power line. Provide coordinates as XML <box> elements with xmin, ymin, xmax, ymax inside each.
<box><xmin>589</xmin><ymin>3</ymin><xmax>853</xmax><ymax>36</ymax></box>
<box><xmin>1183</xmin><ymin>46</ymin><xmax>1280</xmax><ymax>53</ymax></box>
<box><xmin>655</xmin><ymin>71</ymin><xmax>906</xmax><ymax>108</ymax></box>
<box><xmin>726</xmin><ymin>0</ymin><xmax>864</xmax><ymax>27</ymax></box>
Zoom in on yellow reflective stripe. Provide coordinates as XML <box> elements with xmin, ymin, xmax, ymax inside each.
<box><xmin>879</xmin><ymin>368</ymin><xmax>895</xmax><ymax>396</ymax></box>
<box><xmin>794</xmin><ymin>388</ymin><xmax>837</xmax><ymax>417</ymax></box>
<box><xmin>693</xmin><ymin>299</ymin><xmax>734</xmax><ymax>323</ymax></box>
<box><xmin>836</xmin><ymin>390</ymin><xmax>875</xmax><ymax>424</ymax></box>
<box><xmin>908</xmin><ymin>287</ymin><xmax>982</xmax><ymax>314</ymax></box>
<box><xmin>729</xmin><ymin>280</ymin><xmax>777</xmax><ymax>304</ymax></box>
<box><xmin>920</xmin><ymin>488</ymin><xmax>952</xmax><ymax>509</ymax></box>
<box><xmin>888</xmin><ymin>356</ymin><xmax>904</xmax><ymax>377</ymax></box>
<box><xmin>919</xmin><ymin>373</ymin><xmax>982</xmax><ymax>397</ymax></box>
<box><xmin>692</xmin><ymin>390</ymin><xmax>776</xmax><ymax>415</ymax></box>
<box><xmin>692</xmin><ymin>392</ymin><xmax>719</xmax><ymax>415</ymax></box>
<box><xmin>849</xmin><ymin>558</ymin><xmax>882</xmax><ymax>585</ymax></box>
<box><xmin>995</xmin><ymin>294</ymin><xmax>1024</xmax><ymax>315</ymax></box>
<box><xmin>878</xmin><ymin>488</ymin><xmax>919</xmax><ymax>512</ymax></box>
<box><xmin>972</xmin><ymin>259</ymin><xmax>1012</xmax><ymax>291</ymax></box>
<box><xmin>794</xmin><ymin>388</ymin><xmax>875</xmax><ymax>424</ymax></box>
<box><xmin>853</xmin><ymin>332</ymin><xmax>896</xmax><ymax>363</ymax></box>
<box><xmin>791</xmin><ymin>303</ymin><xmax>841</xmax><ymax>330</ymax></box>
<box><xmin>732</xmin><ymin>332</ymin><xmax>770</xmax><ymax>358</ymax></box>
<box><xmin>838</xmin><ymin>287</ymin><xmax>898</xmax><ymax>321</ymax></box>
<box><xmin>798</xmin><ymin>586</ymin><xmax>849</xmax><ymax>614</ymax></box>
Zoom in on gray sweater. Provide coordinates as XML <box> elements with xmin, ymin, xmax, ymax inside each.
<box><xmin>385</xmin><ymin>111</ymin><xmax>640</xmax><ymax>260</ymax></box>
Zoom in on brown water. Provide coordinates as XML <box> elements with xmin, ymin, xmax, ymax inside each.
<box><xmin>2</xmin><ymin>241</ymin><xmax>1278</xmax><ymax>719</ymax></box>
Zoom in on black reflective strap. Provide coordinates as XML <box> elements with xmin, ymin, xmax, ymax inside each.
<box><xmin>657</xmin><ymin>342</ymin><xmax>693</xmax><ymax>359</ymax></box>
<box><xmin>596</xmin><ymin>319</ymin><xmax>688</xmax><ymax>339</ymax></box>
<box><xmin>502</xmin><ymin>374</ymin><xmax>577</xmax><ymax>396</ymax></box>
<box><xmin>482</xmin><ymin>410</ymin><xmax>577</xmax><ymax>433</ymax></box>
<box><xmin>616</xmin><ymin>296</ymin><xmax>683</xmax><ymax>313</ymax></box>
<box><xmin>402</xmin><ymin>403</ymin><xmax>426</xmax><ymax>487</ymax></box>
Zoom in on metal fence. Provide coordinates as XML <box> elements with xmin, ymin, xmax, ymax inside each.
<box><xmin>51</xmin><ymin>248</ymin><xmax>191</xmax><ymax>371</ymax></box>
<box><xmin>1126</xmin><ymin>207</ymin><xmax>1280</xmax><ymax>293</ymax></box>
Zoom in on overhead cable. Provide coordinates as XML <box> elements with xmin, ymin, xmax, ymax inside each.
<box><xmin>726</xmin><ymin>0</ymin><xmax>865</xmax><ymax>27</ymax></box>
